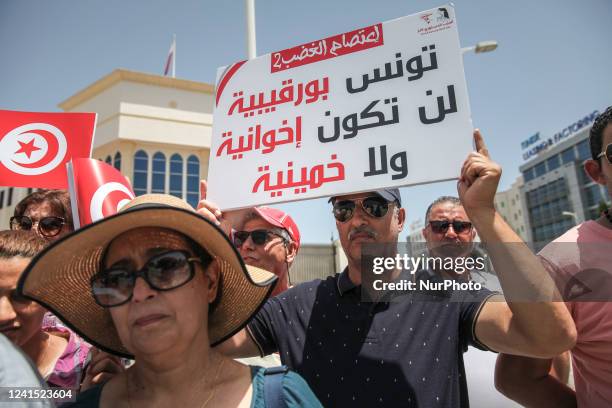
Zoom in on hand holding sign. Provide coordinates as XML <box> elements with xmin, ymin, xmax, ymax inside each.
<box><xmin>457</xmin><ymin>129</ymin><xmax>501</xmax><ymax>215</ymax></box>
<box><xmin>197</xmin><ymin>180</ymin><xmax>250</xmax><ymax>236</ymax></box>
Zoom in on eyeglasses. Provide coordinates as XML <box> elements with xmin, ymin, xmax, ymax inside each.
<box><xmin>596</xmin><ymin>143</ymin><xmax>612</xmax><ymax>164</ymax></box>
<box><xmin>231</xmin><ymin>229</ymin><xmax>286</xmax><ymax>248</ymax></box>
<box><xmin>10</xmin><ymin>215</ymin><xmax>66</xmax><ymax>238</ymax></box>
<box><xmin>429</xmin><ymin>220</ymin><xmax>473</xmax><ymax>234</ymax></box>
<box><xmin>91</xmin><ymin>250</ymin><xmax>202</xmax><ymax>308</ymax></box>
<box><xmin>332</xmin><ymin>196</ymin><xmax>391</xmax><ymax>223</ymax></box>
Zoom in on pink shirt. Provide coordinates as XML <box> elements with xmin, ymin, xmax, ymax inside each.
<box><xmin>539</xmin><ymin>221</ymin><xmax>612</xmax><ymax>407</ymax></box>
<box><xmin>42</xmin><ymin>316</ymin><xmax>91</xmax><ymax>389</ymax></box>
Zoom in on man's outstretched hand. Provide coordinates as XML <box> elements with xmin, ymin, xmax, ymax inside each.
<box><xmin>457</xmin><ymin>129</ymin><xmax>501</xmax><ymax>216</ymax></box>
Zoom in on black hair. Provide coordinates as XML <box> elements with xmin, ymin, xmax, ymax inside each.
<box><xmin>425</xmin><ymin>196</ymin><xmax>462</xmax><ymax>223</ymax></box>
<box><xmin>590</xmin><ymin>106</ymin><xmax>612</xmax><ymax>161</ymax></box>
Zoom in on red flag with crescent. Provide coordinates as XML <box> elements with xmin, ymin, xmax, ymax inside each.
<box><xmin>0</xmin><ymin>110</ymin><xmax>96</xmax><ymax>189</ymax></box>
<box><xmin>68</xmin><ymin>158</ymin><xmax>135</xmax><ymax>228</ymax></box>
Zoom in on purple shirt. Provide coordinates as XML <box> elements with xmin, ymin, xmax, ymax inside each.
<box><xmin>42</xmin><ymin>316</ymin><xmax>91</xmax><ymax>389</ymax></box>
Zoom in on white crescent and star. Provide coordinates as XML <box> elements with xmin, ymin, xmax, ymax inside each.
<box><xmin>0</xmin><ymin>123</ymin><xmax>67</xmax><ymax>175</ymax></box>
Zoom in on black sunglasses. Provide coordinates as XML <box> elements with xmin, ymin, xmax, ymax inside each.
<box><xmin>91</xmin><ymin>250</ymin><xmax>202</xmax><ymax>308</ymax></box>
<box><xmin>596</xmin><ymin>143</ymin><xmax>612</xmax><ymax>164</ymax></box>
<box><xmin>332</xmin><ymin>196</ymin><xmax>391</xmax><ymax>223</ymax></box>
<box><xmin>429</xmin><ymin>220</ymin><xmax>473</xmax><ymax>234</ymax></box>
<box><xmin>10</xmin><ymin>215</ymin><xmax>65</xmax><ymax>238</ymax></box>
<box><xmin>232</xmin><ymin>229</ymin><xmax>286</xmax><ymax>247</ymax></box>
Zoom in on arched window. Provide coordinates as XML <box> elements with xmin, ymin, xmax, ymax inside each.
<box><xmin>169</xmin><ymin>154</ymin><xmax>183</xmax><ymax>199</ymax></box>
<box><xmin>105</xmin><ymin>155</ymin><xmax>112</xmax><ymax>165</ymax></box>
<box><xmin>113</xmin><ymin>152</ymin><xmax>122</xmax><ymax>171</ymax></box>
<box><xmin>152</xmin><ymin>152</ymin><xmax>166</xmax><ymax>194</ymax></box>
<box><xmin>133</xmin><ymin>150</ymin><xmax>148</xmax><ymax>196</ymax></box>
<box><xmin>186</xmin><ymin>155</ymin><xmax>200</xmax><ymax>208</ymax></box>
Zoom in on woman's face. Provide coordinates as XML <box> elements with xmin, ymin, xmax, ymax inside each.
<box><xmin>0</xmin><ymin>256</ymin><xmax>46</xmax><ymax>347</ymax></box>
<box><xmin>23</xmin><ymin>202</ymin><xmax>71</xmax><ymax>241</ymax></box>
<box><xmin>103</xmin><ymin>227</ymin><xmax>219</xmax><ymax>357</ymax></box>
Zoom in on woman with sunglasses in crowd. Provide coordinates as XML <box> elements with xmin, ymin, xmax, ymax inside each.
<box><xmin>18</xmin><ymin>194</ymin><xmax>321</xmax><ymax>407</ymax></box>
<box><xmin>10</xmin><ymin>189</ymin><xmax>73</xmax><ymax>241</ymax></box>
<box><xmin>0</xmin><ymin>230</ymin><xmax>91</xmax><ymax>389</ymax></box>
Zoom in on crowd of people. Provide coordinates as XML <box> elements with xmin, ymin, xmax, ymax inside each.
<box><xmin>0</xmin><ymin>108</ymin><xmax>610</xmax><ymax>407</ymax></box>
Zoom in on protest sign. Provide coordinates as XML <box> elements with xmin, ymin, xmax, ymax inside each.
<box><xmin>208</xmin><ymin>4</ymin><xmax>472</xmax><ymax>209</ymax></box>
<box><xmin>0</xmin><ymin>110</ymin><xmax>96</xmax><ymax>189</ymax></box>
<box><xmin>66</xmin><ymin>158</ymin><xmax>135</xmax><ymax>229</ymax></box>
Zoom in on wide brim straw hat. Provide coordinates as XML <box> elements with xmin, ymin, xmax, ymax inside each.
<box><xmin>17</xmin><ymin>194</ymin><xmax>277</xmax><ymax>358</ymax></box>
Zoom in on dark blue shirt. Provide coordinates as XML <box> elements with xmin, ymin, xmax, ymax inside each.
<box><xmin>247</xmin><ymin>269</ymin><xmax>495</xmax><ymax>407</ymax></box>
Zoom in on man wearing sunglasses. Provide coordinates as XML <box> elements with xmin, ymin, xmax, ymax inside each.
<box><xmin>497</xmin><ymin>107</ymin><xmax>612</xmax><ymax>408</ymax></box>
<box><xmin>422</xmin><ymin>195</ymin><xmax>502</xmax><ymax>291</ymax></box>
<box><xmin>216</xmin><ymin>130</ymin><xmax>576</xmax><ymax>407</ymax></box>
<box><xmin>231</xmin><ymin>207</ymin><xmax>300</xmax><ymax>297</ymax></box>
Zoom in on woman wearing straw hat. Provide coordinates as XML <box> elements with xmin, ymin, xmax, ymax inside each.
<box><xmin>18</xmin><ymin>194</ymin><xmax>321</xmax><ymax>407</ymax></box>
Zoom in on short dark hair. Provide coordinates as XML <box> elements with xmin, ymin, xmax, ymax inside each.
<box><xmin>0</xmin><ymin>230</ymin><xmax>48</xmax><ymax>259</ymax></box>
<box><xmin>589</xmin><ymin>106</ymin><xmax>612</xmax><ymax>161</ymax></box>
<box><xmin>425</xmin><ymin>196</ymin><xmax>462</xmax><ymax>223</ymax></box>
<box><xmin>13</xmin><ymin>190</ymin><xmax>73</xmax><ymax>230</ymax></box>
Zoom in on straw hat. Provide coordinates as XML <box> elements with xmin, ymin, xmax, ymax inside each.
<box><xmin>17</xmin><ymin>194</ymin><xmax>277</xmax><ymax>358</ymax></box>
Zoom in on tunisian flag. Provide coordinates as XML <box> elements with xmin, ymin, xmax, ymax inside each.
<box><xmin>67</xmin><ymin>158</ymin><xmax>135</xmax><ymax>229</ymax></box>
<box><xmin>0</xmin><ymin>110</ymin><xmax>96</xmax><ymax>189</ymax></box>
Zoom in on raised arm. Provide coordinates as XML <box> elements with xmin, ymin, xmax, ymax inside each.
<box><xmin>495</xmin><ymin>353</ymin><xmax>576</xmax><ymax>408</ymax></box>
<box><xmin>458</xmin><ymin>130</ymin><xmax>576</xmax><ymax>357</ymax></box>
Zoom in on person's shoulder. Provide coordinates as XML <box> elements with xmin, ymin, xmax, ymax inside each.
<box><xmin>278</xmin><ymin>275</ymin><xmax>337</xmax><ymax>297</ymax></box>
<box><xmin>279</xmin><ymin>369</ymin><xmax>323</xmax><ymax>407</ymax></box>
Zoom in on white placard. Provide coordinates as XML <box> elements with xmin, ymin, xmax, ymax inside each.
<box><xmin>208</xmin><ymin>4</ymin><xmax>472</xmax><ymax>209</ymax></box>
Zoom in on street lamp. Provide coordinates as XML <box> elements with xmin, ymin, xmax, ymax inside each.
<box><xmin>461</xmin><ymin>40</ymin><xmax>498</xmax><ymax>55</ymax></box>
<box><xmin>562</xmin><ymin>211</ymin><xmax>577</xmax><ymax>222</ymax></box>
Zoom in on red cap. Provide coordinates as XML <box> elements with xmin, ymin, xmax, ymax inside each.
<box><xmin>253</xmin><ymin>207</ymin><xmax>300</xmax><ymax>252</ymax></box>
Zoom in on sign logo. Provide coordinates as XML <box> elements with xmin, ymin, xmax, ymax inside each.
<box><xmin>0</xmin><ymin>123</ymin><xmax>67</xmax><ymax>175</ymax></box>
<box><xmin>418</xmin><ymin>7</ymin><xmax>454</xmax><ymax>35</ymax></box>
<box><xmin>89</xmin><ymin>182</ymin><xmax>135</xmax><ymax>222</ymax></box>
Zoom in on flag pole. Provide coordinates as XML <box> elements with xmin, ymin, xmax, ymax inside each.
<box><xmin>245</xmin><ymin>0</ymin><xmax>257</xmax><ymax>59</ymax></box>
<box><xmin>66</xmin><ymin>160</ymin><xmax>81</xmax><ymax>230</ymax></box>
<box><xmin>172</xmin><ymin>33</ymin><xmax>176</xmax><ymax>78</ymax></box>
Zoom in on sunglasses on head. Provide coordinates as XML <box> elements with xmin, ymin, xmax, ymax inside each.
<box><xmin>332</xmin><ymin>196</ymin><xmax>392</xmax><ymax>223</ymax></box>
<box><xmin>231</xmin><ymin>229</ymin><xmax>286</xmax><ymax>248</ymax></box>
<box><xmin>91</xmin><ymin>250</ymin><xmax>203</xmax><ymax>308</ymax></box>
<box><xmin>10</xmin><ymin>215</ymin><xmax>65</xmax><ymax>238</ymax></box>
<box><xmin>429</xmin><ymin>220</ymin><xmax>473</xmax><ymax>234</ymax></box>
<box><xmin>596</xmin><ymin>143</ymin><xmax>612</xmax><ymax>164</ymax></box>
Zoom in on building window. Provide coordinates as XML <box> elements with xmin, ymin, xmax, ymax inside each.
<box><xmin>0</xmin><ymin>191</ymin><xmax>4</xmax><ymax>209</ymax></box>
<box><xmin>133</xmin><ymin>150</ymin><xmax>149</xmax><ymax>196</ymax></box>
<box><xmin>547</xmin><ymin>155</ymin><xmax>560</xmax><ymax>171</ymax></box>
<box><xmin>152</xmin><ymin>152</ymin><xmax>166</xmax><ymax>194</ymax></box>
<box><xmin>7</xmin><ymin>187</ymin><xmax>13</xmax><ymax>206</ymax></box>
<box><xmin>523</xmin><ymin>167</ymin><xmax>534</xmax><ymax>182</ymax></box>
<box><xmin>169</xmin><ymin>153</ymin><xmax>183</xmax><ymax>199</ymax></box>
<box><xmin>105</xmin><ymin>155</ymin><xmax>112</xmax><ymax>165</ymax></box>
<box><xmin>561</xmin><ymin>148</ymin><xmax>575</xmax><ymax>164</ymax></box>
<box><xmin>584</xmin><ymin>184</ymin><xmax>603</xmax><ymax>207</ymax></box>
<box><xmin>114</xmin><ymin>152</ymin><xmax>122</xmax><ymax>171</ymax></box>
<box><xmin>577</xmin><ymin>140</ymin><xmax>590</xmax><ymax>161</ymax></box>
<box><xmin>186</xmin><ymin>155</ymin><xmax>200</xmax><ymax>208</ymax></box>
<box><xmin>534</xmin><ymin>162</ymin><xmax>546</xmax><ymax>177</ymax></box>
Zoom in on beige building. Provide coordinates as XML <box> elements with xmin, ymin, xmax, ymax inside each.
<box><xmin>494</xmin><ymin>176</ymin><xmax>528</xmax><ymax>241</ymax></box>
<box><xmin>0</xmin><ymin>69</ymin><xmax>342</xmax><ymax>280</ymax></box>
